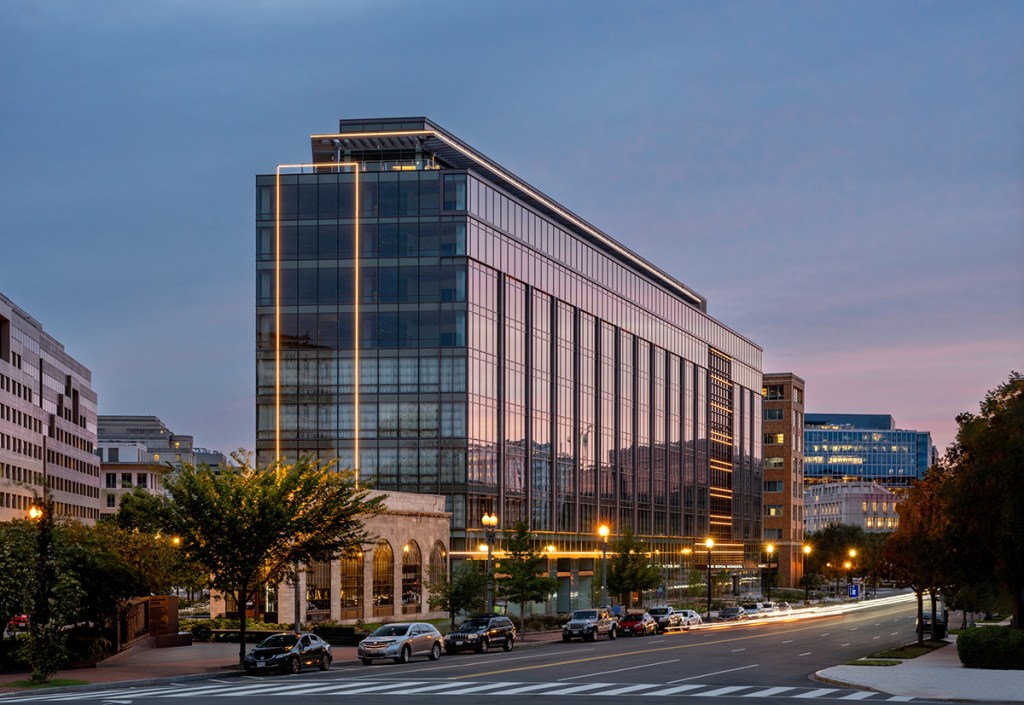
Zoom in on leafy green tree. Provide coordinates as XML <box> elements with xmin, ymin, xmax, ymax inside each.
<box><xmin>943</xmin><ymin>372</ymin><xmax>1024</xmax><ymax>629</ymax></box>
<box><xmin>427</xmin><ymin>560</ymin><xmax>487</xmax><ymax>630</ymax></box>
<box><xmin>103</xmin><ymin>486</ymin><xmax>171</xmax><ymax>533</ymax></box>
<box><xmin>0</xmin><ymin>520</ymin><xmax>35</xmax><ymax>633</ymax></box>
<box><xmin>804</xmin><ymin>524</ymin><xmax>865</xmax><ymax>578</ymax></box>
<box><xmin>606</xmin><ymin>530</ymin><xmax>662</xmax><ymax>608</ymax></box>
<box><xmin>164</xmin><ymin>452</ymin><xmax>384</xmax><ymax>664</ymax></box>
<box><xmin>495</xmin><ymin>523</ymin><xmax>558</xmax><ymax>633</ymax></box>
<box><xmin>859</xmin><ymin>532</ymin><xmax>891</xmax><ymax>598</ymax></box>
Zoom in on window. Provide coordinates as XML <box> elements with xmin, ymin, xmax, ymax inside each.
<box><xmin>765</xmin><ymin>505</ymin><xmax>784</xmax><ymax>517</ymax></box>
<box><xmin>120</xmin><ymin>473</ymin><xmax>132</xmax><ymax>488</ymax></box>
<box><xmin>764</xmin><ymin>433</ymin><xmax>784</xmax><ymax>445</ymax></box>
<box><xmin>108</xmin><ymin>447</ymin><xmax>119</xmax><ymax>462</ymax></box>
<box><xmin>764</xmin><ymin>408</ymin><xmax>783</xmax><ymax>421</ymax></box>
<box><xmin>765</xmin><ymin>457</ymin><xmax>785</xmax><ymax>469</ymax></box>
<box><xmin>105</xmin><ymin>473</ymin><xmax>117</xmax><ymax>489</ymax></box>
<box><xmin>762</xmin><ymin>385</ymin><xmax>784</xmax><ymax>400</ymax></box>
<box><xmin>442</xmin><ymin>174</ymin><xmax>466</xmax><ymax>211</ymax></box>
<box><xmin>764</xmin><ymin>528</ymin><xmax>783</xmax><ymax>540</ymax></box>
<box><xmin>764</xmin><ymin>480</ymin><xmax>784</xmax><ymax>493</ymax></box>
<box><xmin>106</xmin><ymin>494</ymin><xmax>116</xmax><ymax>508</ymax></box>
<box><xmin>136</xmin><ymin>473</ymin><xmax>148</xmax><ymax>488</ymax></box>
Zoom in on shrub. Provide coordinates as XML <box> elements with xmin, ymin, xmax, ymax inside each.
<box><xmin>957</xmin><ymin>626</ymin><xmax>1024</xmax><ymax>669</ymax></box>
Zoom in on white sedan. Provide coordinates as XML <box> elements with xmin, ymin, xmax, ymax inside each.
<box><xmin>677</xmin><ymin>609</ymin><xmax>703</xmax><ymax>629</ymax></box>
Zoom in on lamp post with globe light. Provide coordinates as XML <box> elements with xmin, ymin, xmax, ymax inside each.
<box><xmin>704</xmin><ymin>538</ymin><xmax>714</xmax><ymax>619</ymax></box>
<box><xmin>598</xmin><ymin>524</ymin><xmax>610</xmax><ymax>607</ymax></box>
<box><xmin>765</xmin><ymin>544</ymin><xmax>775</xmax><ymax>602</ymax></box>
<box><xmin>802</xmin><ymin>544</ymin><xmax>812</xmax><ymax>603</ymax></box>
<box><xmin>481</xmin><ymin>512</ymin><xmax>498</xmax><ymax>612</ymax></box>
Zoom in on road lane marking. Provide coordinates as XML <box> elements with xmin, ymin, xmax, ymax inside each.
<box><xmin>442</xmin><ymin>682</ymin><xmax>518</xmax><ymax>694</ymax></box>
<box><xmin>540</xmin><ymin>682</ymin><xmax>614</xmax><ymax>695</ymax></box>
<box><xmin>383</xmin><ymin>682</ymin><xmax>463</xmax><ymax>694</ymax></box>
<box><xmin>840</xmin><ymin>691</ymin><xmax>876</xmax><ymax>700</ymax></box>
<box><xmin>873</xmin><ymin>636</ymin><xmax>881</xmax><ymax>639</ymax></box>
<box><xmin>558</xmin><ymin>658</ymin><xmax>679</xmax><ymax>680</ymax></box>
<box><xmin>794</xmin><ymin>687</ymin><xmax>840</xmax><ymax>698</ymax></box>
<box><xmin>842</xmin><ymin>643</ymin><xmax>851</xmax><ymax>646</ymax></box>
<box><xmin>731</xmin><ymin>648</ymin><xmax>747</xmax><ymax>652</ymax></box>
<box><xmin>694</xmin><ymin>686</ymin><xmax>749</xmax><ymax>697</ymax></box>
<box><xmin>781</xmin><ymin>640</ymin><xmax>793</xmax><ymax>644</ymax></box>
<box><xmin>668</xmin><ymin>664</ymin><xmax>758</xmax><ymax>683</ymax></box>
<box><xmin>821</xmin><ymin>633</ymin><xmax>831</xmax><ymax>636</ymax></box>
<box><xmin>799</xmin><ymin>652</ymin><xmax>812</xmax><ymax>656</ymax></box>
<box><xmin>891</xmin><ymin>632</ymin><xmax>899</xmax><ymax>635</ymax></box>
<box><xmin>327</xmin><ymin>681</ymin><xmax>429</xmax><ymax>694</ymax></box>
<box><xmin>647</xmin><ymin>685</ymin><xmax>704</xmax><ymax>696</ymax></box>
<box><xmin>886</xmin><ymin>696</ymin><xmax>914</xmax><ymax>701</ymax></box>
<box><xmin>742</xmin><ymin>686</ymin><xmax>796</xmax><ymax>697</ymax></box>
<box><xmin>601</xmin><ymin>684</ymin><xmax>663</xmax><ymax>696</ymax></box>
<box><xmin>498</xmin><ymin>683</ymin><xmax>563</xmax><ymax>694</ymax></box>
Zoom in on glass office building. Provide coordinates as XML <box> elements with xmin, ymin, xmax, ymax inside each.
<box><xmin>804</xmin><ymin>413</ymin><xmax>934</xmax><ymax>489</ymax></box>
<box><xmin>256</xmin><ymin>118</ymin><xmax>764</xmax><ymax>600</ymax></box>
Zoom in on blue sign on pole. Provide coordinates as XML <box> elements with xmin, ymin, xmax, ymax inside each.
<box><xmin>848</xmin><ymin>584</ymin><xmax>859</xmax><ymax>598</ymax></box>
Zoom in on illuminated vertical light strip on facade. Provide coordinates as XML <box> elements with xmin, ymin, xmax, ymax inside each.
<box><xmin>275</xmin><ymin>162</ymin><xmax>360</xmax><ymax>476</ymax></box>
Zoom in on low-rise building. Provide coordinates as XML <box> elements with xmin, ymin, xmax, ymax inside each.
<box><xmin>803</xmin><ymin>481</ymin><xmax>902</xmax><ymax>533</ymax></box>
<box><xmin>761</xmin><ymin>372</ymin><xmax>805</xmax><ymax>589</ymax></box>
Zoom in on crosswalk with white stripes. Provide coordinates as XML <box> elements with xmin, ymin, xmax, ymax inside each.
<box><xmin>0</xmin><ymin>679</ymin><xmax>917</xmax><ymax>702</ymax></box>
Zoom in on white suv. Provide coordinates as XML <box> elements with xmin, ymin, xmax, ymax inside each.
<box><xmin>562</xmin><ymin>608</ymin><xmax>618</xmax><ymax>642</ymax></box>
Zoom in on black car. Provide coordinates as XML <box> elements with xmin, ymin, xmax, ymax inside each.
<box><xmin>444</xmin><ymin>614</ymin><xmax>516</xmax><ymax>653</ymax></box>
<box><xmin>243</xmin><ymin>632</ymin><xmax>332</xmax><ymax>674</ymax></box>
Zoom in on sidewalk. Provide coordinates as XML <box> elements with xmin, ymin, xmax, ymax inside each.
<box><xmin>817</xmin><ymin>635</ymin><xmax>1024</xmax><ymax>702</ymax></box>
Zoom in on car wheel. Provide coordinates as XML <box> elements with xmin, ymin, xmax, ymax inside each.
<box><xmin>503</xmin><ymin>637</ymin><xmax>514</xmax><ymax>652</ymax></box>
<box><xmin>395</xmin><ymin>645</ymin><xmax>411</xmax><ymax>664</ymax></box>
<box><xmin>476</xmin><ymin>637</ymin><xmax>489</xmax><ymax>654</ymax></box>
<box><xmin>562</xmin><ymin>634</ymin><xmax>571</xmax><ymax>642</ymax></box>
<box><xmin>429</xmin><ymin>642</ymin><xmax>442</xmax><ymax>661</ymax></box>
<box><xmin>319</xmin><ymin>654</ymin><xmax>330</xmax><ymax>671</ymax></box>
<box><xmin>288</xmin><ymin>656</ymin><xmax>301</xmax><ymax>674</ymax></box>
<box><xmin>361</xmin><ymin>657</ymin><xmax>372</xmax><ymax>666</ymax></box>
<box><xmin>585</xmin><ymin>629</ymin><xmax>596</xmax><ymax>642</ymax></box>
<box><xmin>608</xmin><ymin>625</ymin><xmax>617</xmax><ymax>640</ymax></box>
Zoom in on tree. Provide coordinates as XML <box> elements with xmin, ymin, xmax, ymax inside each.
<box><xmin>606</xmin><ymin>530</ymin><xmax>662</xmax><ymax>608</ymax></box>
<box><xmin>164</xmin><ymin>452</ymin><xmax>384</xmax><ymax>664</ymax></box>
<box><xmin>0</xmin><ymin>520</ymin><xmax>36</xmax><ymax>635</ymax></box>
<box><xmin>102</xmin><ymin>486</ymin><xmax>171</xmax><ymax>533</ymax></box>
<box><xmin>495</xmin><ymin>523</ymin><xmax>558</xmax><ymax>633</ymax></box>
<box><xmin>943</xmin><ymin>372</ymin><xmax>1024</xmax><ymax>629</ymax></box>
<box><xmin>427</xmin><ymin>560</ymin><xmax>487</xmax><ymax>630</ymax></box>
<box><xmin>804</xmin><ymin>524</ymin><xmax>866</xmax><ymax>579</ymax></box>
<box><xmin>859</xmin><ymin>532</ymin><xmax>891</xmax><ymax>598</ymax></box>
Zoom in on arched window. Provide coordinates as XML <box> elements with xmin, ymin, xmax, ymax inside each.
<box><xmin>402</xmin><ymin>541</ymin><xmax>422</xmax><ymax>614</ymax></box>
<box><xmin>429</xmin><ymin>541</ymin><xmax>447</xmax><ymax>585</ymax></box>
<box><xmin>372</xmin><ymin>541</ymin><xmax>394</xmax><ymax>617</ymax></box>
<box><xmin>339</xmin><ymin>550</ymin><xmax>363</xmax><ymax>620</ymax></box>
<box><xmin>305</xmin><ymin>561</ymin><xmax>331</xmax><ymax>622</ymax></box>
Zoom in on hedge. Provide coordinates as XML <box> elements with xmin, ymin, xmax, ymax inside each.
<box><xmin>957</xmin><ymin>626</ymin><xmax>1024</xmax><ymax>669</ymax></box>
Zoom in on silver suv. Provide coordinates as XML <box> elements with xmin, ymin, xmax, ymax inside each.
<box><xmin>562</xmin><ymin>608</ymin><xmax>618</xmax><ymax>642</ymax></box>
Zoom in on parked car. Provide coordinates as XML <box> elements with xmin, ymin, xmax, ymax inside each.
<box><xmin>677</xmin><ymin>609</ymin><xmax>703</xmax><ymax>629</ymax></box>
<box><xmin>776</xmin><ymin>602</ymin><xmax>793</xmax><ymax>615</ymax></box>
<box><xmin>741</xmin><ymin>602</ymin><xmax>766</xmax><ymax>618</ymax></box>
<box><xmin>443</xmin><ymin>614</ymin><xmax>516</xmax><ymax>654</ymax></box>
<box><xmin>718</xmin><ymin>606</ymin><xmax>748</xmax><ymax>621</ymax></box>
<box><xmin>618</xmin><ymin>612</ymin><xmax>657</xmax><ymax>637</ymax></box>
<box><xmin>243</xmin><ymin>632</ymin><xmax>332</xmax><ymax>674</ymax></box>
<box><xmin>647</xmin><ymin>606</ymin><xmax>682</xmax><ymax>632</ymax></box>
<box><xmin>916</xmin><ymin>610</ymin><xmax>948</xmax><ymax>636</ymax></box>
<box><xmin>562</xmin><ymin>608</ymin><xmax>618</xmax><ymax>642</ymax></box>
<box><xmin>358</xmin><ymin>622</ymin><xmax>443</xmax><ymax>664</ymax></box>
<box><xmin>762</xmin><ymin>601</ymin><xmax>780</xmax><ymax>615</ymax></box>
<box><xmin>6</xmin><ymin>614</ymin><xmax>28</xmax><ymax>631</ymax></box>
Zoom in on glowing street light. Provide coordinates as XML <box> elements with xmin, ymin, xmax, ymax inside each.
<box><xmin>481</xmin><ymin>512</ymin><xmax>498</xmax><ymax>612</ymax></box>
<box><xmin>802</xmin><ymin>544</ymin><xmax>812</xmax><ymax>602</ymax></box>
<box><xmin>598</xmin><ymin>524</ymin><xmax>610</xmax><ymax>608</ymax></box>
<box><xmin>765</xmin><ymin>543</ymin><xmax>775</xmax><ymax>602</ymax></box>
<box><xmin>704</xmin><ymin>538</ymin><xmax>715</xmax><ymax>619</ymax></box>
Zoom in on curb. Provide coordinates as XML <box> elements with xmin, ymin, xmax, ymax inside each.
<box><xmin>810</xmin><ymin>670</ymin><xmax>883</xmax><ymax>694</ymax></box>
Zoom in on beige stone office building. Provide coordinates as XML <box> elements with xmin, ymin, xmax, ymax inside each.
<box><xmin>213</xmin><ymin>490</ymin><xmax>451</xmax><ymax>625</ymax></box>
<box><xmin>0</xmin><ymin>292</ymin><xmax>100</xmax><ymax>523</ymax></box>
<box><xmin>804</xmin><ymin>481</ymin><xmax>902</xmax><ymax>534</ymax></box>
<box><xmin>761</xmin><ymin>372</ymin><xmax>805</xmax><ymax>589</ymax></box>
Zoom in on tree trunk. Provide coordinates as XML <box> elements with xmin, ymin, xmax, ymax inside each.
<box><xmin>236</xmin><ymin>588</ymin><xmax>249</xmax><ymax>666</ymax></box>
<box><xmin>916</xmin><ymin>589</ymin><xmax>924</xmax><ymax>646</ymax></box>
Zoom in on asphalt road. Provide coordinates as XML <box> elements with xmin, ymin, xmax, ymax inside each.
<box><xmin>3</xmin><ymin>596</ymin><xmax>948</xmax><ymax>705</ymax></box>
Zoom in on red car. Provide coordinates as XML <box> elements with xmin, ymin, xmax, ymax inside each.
<box><xmin>618</xmin><ymin>612</ymin><xmax>657</xmax><ymax>637</ymax></box>
<box><xmin>7</xmin><ymin>614</ymin><xmax>28</xmax><ymax>630</ymax></box>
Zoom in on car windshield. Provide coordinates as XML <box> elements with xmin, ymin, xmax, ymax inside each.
<box><xmin>456</xmin><ymin>619</ymin><xmax>489</xmax><ymax>632</ymax></box>
<box><xmin>258</xmin><ymin>634</ymin><xmax>298</xmax><ymax>648</ymax></box>
<box><xmin>572</xmin><ymin>610</ymin><xmax>598</xmax><ymax>620</ymax></box>
<box><xmin>623</xmin><ymin>613</ymin><xmax>645</xmax><ymax>621</ymax></box>
<box><xmin>371</xmin><ymin>624</ymin><xmax>410</xmax><ymax>637</ymax></box>
<box><xmin>742</xmin><ymin>604</ymin><xmax>759</xmax><ymax>610</ymax></box>
<box><xmin>722</xmin><ymin>608</ymin><xmax>740</xmax><ymax>614</ymax></box>
<box><xmin>648</xmin><ymin>608</ymin><xmax>668</xmax><ymax>616</ymax></box>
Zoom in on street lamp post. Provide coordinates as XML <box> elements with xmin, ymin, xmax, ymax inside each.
<box><xmin>848</xmin><ymin>548</ymin><xmax>858</xmax><ymax>600</ymax></box>
<box><xmin>482</xmin><ymin>512</ymin><xmax>498</xmax><ymax>612</ymax></box>
<box><xmin>704</xmin><ymin>538</ymin><xmax>715</xmax><ymax>619</ymax></box>
<box><xmin>680</xmin><ymin>548</ymin><xmax>692</xmax><ymax>603</ymax></box>
<box><xmin>844</xmin><ymin>560</ymin><xmax>852</xmax><ymax>598</ymax></box>
<box><xmin>598</xmin><ymin>524</ymin><xmax>610</xmax><ymax>608</ymax></box>
<box><xmin>802</xmin><ymin>544</ymin><xmax>812</xmax><ymax>603</ymax></box>
<box><xmin>765</xmin><ymin>544</ymin><xmax>775</xmax><ymax>602</ymax></box>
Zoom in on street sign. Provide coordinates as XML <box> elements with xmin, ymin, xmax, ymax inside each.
<box><xmin>848</xmin><ymin>584</ymin><xmax>860</xmax><ymax>598</ymax></box>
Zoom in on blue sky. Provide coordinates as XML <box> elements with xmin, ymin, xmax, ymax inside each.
<box><xmin>1</xmin><ymin>0</ymin><xmax>1020</xmax><ymax>455</ymax></box>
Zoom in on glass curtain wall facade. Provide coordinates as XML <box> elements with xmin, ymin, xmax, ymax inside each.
<box><xmin>256</xmin><ymin>118</ymin><xmax>763</xmax><ymax>603</ymax></box>
<box><xmin>804</xmin><ymin>413</ymin><xmax>934</xmax><ymax>490</ymax></box>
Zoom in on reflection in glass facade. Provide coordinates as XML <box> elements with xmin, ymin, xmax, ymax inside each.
<box><xmin>804</xmin><ymin>413</ymin><xmax>935</xmax><ymax>489</ymax></box>
<box><xmin>257</xmin><ymin>118</ymin><xmax>764</xmax><ymax>602</ymax></box>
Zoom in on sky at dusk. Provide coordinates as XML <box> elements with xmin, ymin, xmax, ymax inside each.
<box><xmin>1</xmin><ymin>0</ymin><xmax>1020</xmax><ymax>457</ymax></box>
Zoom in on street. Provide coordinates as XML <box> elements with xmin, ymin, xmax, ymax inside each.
<box><xmin>1</xmin><ymin>597</ymin><xmax>949</xmax><ymax>704</ymax></box>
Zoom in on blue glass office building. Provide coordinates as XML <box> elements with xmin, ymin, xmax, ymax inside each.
<box><xmin>256</xmin><ymin>118</ymin><xmax>764</xmax><ymax>591</ymax></box>
<box><xmin>804</xmin><ymin>413</ymin><xmax>934</xmax><ymax>489</ymax></box>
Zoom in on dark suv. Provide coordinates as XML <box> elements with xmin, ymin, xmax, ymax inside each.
<box><xmin>444</xmin><ymin>614</ymin><xmax>516</xmax><ymax>654</ymax></box>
